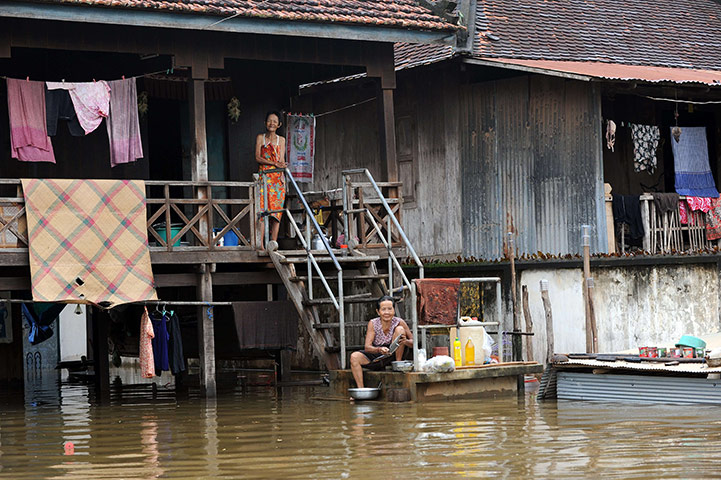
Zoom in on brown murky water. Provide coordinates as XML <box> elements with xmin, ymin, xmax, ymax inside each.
<box><xmin>2</xmin><ymin>373</ymin><xmax>721</xmax><ymax>479</ymax></box>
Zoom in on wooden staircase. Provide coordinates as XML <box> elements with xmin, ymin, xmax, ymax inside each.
<box><xmin>259</xmin><ymin>168</ymin><xmax>423</xmax><ymax>370</ymax></box>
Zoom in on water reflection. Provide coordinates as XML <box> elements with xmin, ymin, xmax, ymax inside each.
<box><xmin>3</xmin><ymin>379</ymin><xmax>721</xmax><ymax>479</ymax></box>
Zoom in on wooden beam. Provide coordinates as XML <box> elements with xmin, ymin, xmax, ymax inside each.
<box><xmin>377</xmin><ymin>87</ymin><xmax>398</xmax><ymax>183</ymax></box>
<box><xmin>0</xmin><ymin>277</ymin><xmax>30</xmax><ymax>290</ymax></box>
<box><xmin>196</xmin><ymin>267</ymin><xmax>216</xmax><ymax>397</ymax></box>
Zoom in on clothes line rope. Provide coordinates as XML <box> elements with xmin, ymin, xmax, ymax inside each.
<box><xmin>314</xmin><ymin>97</ymin><xmax>375</xmax><ymax>117</ymax></box>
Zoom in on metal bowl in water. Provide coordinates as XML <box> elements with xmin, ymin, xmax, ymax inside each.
<box><xmin>392</xmin><ymin>360</ymin><xmax>414</xmax><ymax>373</ymax></box>
<box><xmin>348</xmin><ymin>387</ymin><xmax>380</xmax><ymax>400</ymax></box>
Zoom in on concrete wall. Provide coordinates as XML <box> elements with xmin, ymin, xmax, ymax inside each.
<box><xmin>520</xmin><ymin>264</ymin><xmax>721</xmax><ymax>363</ymax></box>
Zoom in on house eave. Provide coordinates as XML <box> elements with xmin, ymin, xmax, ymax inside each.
<box><xmin>0</xmin><ymin>2</ymin><xmax>457</xmax><ymax>46</ymax></box>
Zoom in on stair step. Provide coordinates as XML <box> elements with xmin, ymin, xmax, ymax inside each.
<box><xmin>303</xmin><ymin>292</ymin><xmax>404</xmax><ymax>306</ymax></box>
<box><xmin>314</xmin><ymin>322</ymin><xmax>370</xmax><ymax>329</ymax></box>
<box><xmin>280</xmin><ymin>255</ymin><xmax>380</xmax><ymax>264</ymax></box>
<box><xmin>290</xmin><ymin>274</ymin><xmax>385</xmax><ymax>283</ymax></box>
<box><xmin>325</xmin><ymin>345</ymin><xmax>365</xmax><ymax>353</ymax></box>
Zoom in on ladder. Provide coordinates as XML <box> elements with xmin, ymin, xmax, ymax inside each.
<box><xmin>258</xmin><ymin>167</ymin><xmax>424</xmax><ymax>369</ymax></box>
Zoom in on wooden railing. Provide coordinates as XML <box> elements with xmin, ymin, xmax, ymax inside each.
<box><xmin>344</xmin><ymin>180</ymin><xmax>404</xmax><ymax>249</ymax></box>
<box><xmin>606</xmin><ymin>193</ymin><xmax>720</xmax><ymax>254</ymax></box>
<box><xmin>0</xmin><ymin>179</ymin><xmax>257</xmax><ymax>252</ymax></box>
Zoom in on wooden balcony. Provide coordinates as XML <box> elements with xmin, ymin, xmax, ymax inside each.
<box><xmin>0</xmin><ymin>178</ymin><xmax>406</xmax><ymax>268</ymax></box>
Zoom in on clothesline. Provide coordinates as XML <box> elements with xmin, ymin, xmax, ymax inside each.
<box><xmin>0</xmin><ymin>67</ymin><xmax>176</xmax><ymax>83</ymax></box>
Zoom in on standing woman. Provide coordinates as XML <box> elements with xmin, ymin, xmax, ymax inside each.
<box><xmin>256</xmin><ymin>111</ymin><xmax>287</xmax><ymax>244</ymax></box>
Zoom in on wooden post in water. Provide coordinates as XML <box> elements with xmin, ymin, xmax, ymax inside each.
<box><xmin>588</xmin><ymin>278</ymin><xmax>599</xmax><ymax>354</ymax></box>
<box><xmin>540</xmin><ymin>279</ymin><xmax>554</xmax><ymax>364</ymax></box>
<box><xmin>522</xmin><ymin>285</ymin><xmax>533</xmax><ymax>362</ymax></box>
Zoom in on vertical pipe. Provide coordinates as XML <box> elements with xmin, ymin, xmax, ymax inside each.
<box><xmin>387</xmin><ymin>214</ymin><xmax>393</xmax><ymax>294</ymax></box>
<box><xmin>496</xmin><ymin>281</ymin><xmax>503</xmax><ymax>362</ymax></box>
<box><xmin>306</xmin><ymin>214</ymin><xmax>312</xmax><ymax>300</ymax></box>
<box><xmin>582</xmin><ymin>225</ymin><xmax>592</xmax><ymax>353</ymax></box>
<box><xmin>411</xmin><ymin>281</ymin><xmax>419</xmax><ymax>370</ymax></box>
<box><xmin>339</xmin><ymin>270</ymin><xmax>345</xmax><ymax>369</ymax></box>
<box><xmin>342</xmin><ymin>176</ymin><xmax>350</xmax><ymax>253</ymax></box>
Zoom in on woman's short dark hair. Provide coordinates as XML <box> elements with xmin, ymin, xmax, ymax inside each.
<box><xmin>265</xmin><ymin>111</ymin><xmax>282</xmax><ymax>124</ymax></box>
<box><xmin>376</xmin><ymin>295</ymin><xmax>395</xmax><ymax>309</ymax></box>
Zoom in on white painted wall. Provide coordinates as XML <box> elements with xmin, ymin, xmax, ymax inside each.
<box><xmin>520</xmin><ymin>264</ymin><xmax>721</xmax><ymax>362</ymax></box>
<box><xmin>521</xmin><ymin>269</ymin><xmax>586</xmax><ymax>363</ymax></box>
<box><xmin>59</xmin><ymin>305</ymin><xmax>87</xmax><ymax>362</ymax></box>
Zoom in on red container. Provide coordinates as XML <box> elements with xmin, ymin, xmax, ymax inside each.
<box><xmin>639</xmin><ymin>347</ymin><xmax>649</xmax><ymax>357</ymax></box>
<box><xmin>648</xmin><ymin>347</ymin><xmax>658</xmax><ymax>358</ymax></box>
<box><xmin>432</xmin><ymin>347</ymin><xmax>449</xmax><ymax>357</ymax></box>
<box><xmin>683</xmin><ymin>347</ymin><xmax>695</xmax><ymax>358</ymax></box>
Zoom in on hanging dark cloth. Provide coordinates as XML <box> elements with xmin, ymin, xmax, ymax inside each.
<box><xmin>651</xmin><ymin>192</ymin><xmax>680</xmax><ymax>215</ymax></box>
<box><xmin>45</xmin><ymin>87</ymin><xmax>85</xmax><ymax>136</ymax></box>
<box><xmin>232</xmin><ymin>301</ymin><xmax>298</xmax><ymax>350</ymax></box>
<box><xmin>612</xmin><ymin>194</ymin><xmax>644</xmax><ymax>240</ymax></box>
<box><xmin>150</xmin><ymin>311</ymin><xmax>170</xmax><ymax>375</ymax></box>
<box><xmin>167</xmin><ymin>312</ymin><xmax>186</xmax><ymax>375</ymax></box>
<box><xmin>21</xmin><ymin>303</ymin><xmax>67</xmax><ymax>345</ymax></box>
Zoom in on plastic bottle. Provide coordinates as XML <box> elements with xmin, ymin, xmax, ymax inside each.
<box><xmin>465</xmin><ymin>338</ymin><xmax>475</xmax><ymax>366</ymax></box>
<box><xmin>453</xmin><ymin>337</ymin><xmax>462</xmax><ymax>367</ymax></box>
<box><xmin>418</xmin><ymin>348</ymin><xmax>427</xmax><ymax>371</ymax></box>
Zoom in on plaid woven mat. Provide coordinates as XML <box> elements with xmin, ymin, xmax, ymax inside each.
<box><xmin>22</xmin><ymin>179</ymin><xmax>157</xmax><ymax>306</ymax></box>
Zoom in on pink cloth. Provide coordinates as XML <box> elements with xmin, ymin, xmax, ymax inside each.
<box><xmin>685</xmin><ymin>196</ymin><xmax>712</xmax><ymax>213</ymax></box>
<box><xmin>139</xmin><ymin>307</ymin><xmax>155</xmax><ymax>378</ymax></box>
<box><xmin>6</xmin><ymin>78</ymin><xmax>55</xmax><ymax>163</ymax></box>
<box><xmin>57</xmin><ymin>81</ymin><xmax>110</xmax><ymax>134</ymax></box>
<box><xmin>679</xmin><ymin>200</ymin><xmax>689</xmax><ymax>224</ymax></box>
<box><xmin>106</xmin><ymin>78</ymin><xmax>143</xmax><ymax>167</ymax></box>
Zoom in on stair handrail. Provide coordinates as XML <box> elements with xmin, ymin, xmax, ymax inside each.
<box><xmin>257</xmin><ymin>168</ymin><xmax>346</xmax><ymax>365</ymax></box>
<box><xmin>341</xmin><ymin>168</ymin><xmax>424</xmax><ymax>284</ymax></box>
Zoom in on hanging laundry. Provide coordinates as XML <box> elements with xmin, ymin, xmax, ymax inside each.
<box><xmin>21</xmin><ymin>303</ymin><xmax>66</xmax><ymax>345</ymax></box>
<box><xmin>6</xmin><ymin>78</ymin><xmax>56</xmax><ymax>163</ymax></box>
<box><xmin>167</xmin><ymin>312</ymin><xmax>186</xmax><ymax>375</ymax></box>
<box><xmin>150</xmin><ymin>310</ymin><xmax>170</xmax><ymax>376</ymax></box>
<box><xmin>606</xmin><ymin>120</ymin><xmax>616</xmax><ymax>152</ymax></box>
<box><xmin>679</xmin><ymin>200</ymin><xmax>690</xmax><ymax>224</ymax></box>
<box><xmin>629</xmin><ymin>124</ymin><xmax>660</xmax><ymax>173</ymax></box>
<box><xmin>672</xmin><ymin>126</ymin><xmax>719</xmax><ymax>198</ymax></box>
<box><xmin>612</xmin><ymin>194</ymin><xmax>644</xmax><ymax>240</ymax></box>
<box><xmin>651</xmin><ymin>192</ymin><xmax>679</xmax><ymax>215</ymax></box>
<box><xmin>106</xmin><ymin>77</ymin><xmax>143</xmax><ymax>167</ymax></box>
<box><xmin>45</xmin><ymin>87</ymin><xmax>84</xmax><ymax>136</ymax></box>
<box><xmin>48</xmin><ymin>81</ymin><xmax>110</xmax><ymax>134</ymax></box>
<box><xmin>139</xmin><ymin>307</ymin><xmax>155</xmax><ymax>379</ymax></box>
<box><xmin>685</xmin><ymin>196</ymin><xmax>712</xmax><ymax>213</ymax></box>
<box><xmin>706</xmin><ymin>196</ymin><xmax>721</xmax><ymax>241</ymax></box>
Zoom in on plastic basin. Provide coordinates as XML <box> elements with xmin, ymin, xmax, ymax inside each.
<box><xmin>676</xmin><ymin>335</ymin><xmax>706</xmax><ymax>350</ymax></box>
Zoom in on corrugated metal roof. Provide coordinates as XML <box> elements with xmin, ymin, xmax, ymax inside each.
<box><xmin>556</xmin><ymin>358</ymin><xmax>721</xmax><ymax>375</ymax></box>
<box><xmin>557</xmin><ymin>372</ymin><xmax>721</xmax><ymax>405</ymax></box>
<box><xmin>467</xmin><ymin>58</ymin><xmax>721</xmax><ymax>86</ymax></box>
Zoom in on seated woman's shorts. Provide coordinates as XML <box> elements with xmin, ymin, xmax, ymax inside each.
<box><xmin>359</xmin><ymin>350</ymin><xmax>392</xmax><ymax>371</ymax></box>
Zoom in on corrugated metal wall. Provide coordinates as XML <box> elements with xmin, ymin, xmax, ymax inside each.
<box><xmin>460</xmin><ymin>75</ymin><xmax>605</xmax><ymax>259</ymax></box>
<box><xmin>558</xmin><ymin>372</ymin><xmax>721</xmax><ymax>405</ymax></box>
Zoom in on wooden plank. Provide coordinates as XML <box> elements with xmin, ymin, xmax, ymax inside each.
<box><xmin>522</xmin><ymin>285</ymin><xmax>534</xmax><ymax>363</ymax></box>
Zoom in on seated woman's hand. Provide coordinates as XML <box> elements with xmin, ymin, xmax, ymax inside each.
<box><xmin>379</xmin><ymin>346</ymin><xmax>390</xmax><ymax>355</ymax></box>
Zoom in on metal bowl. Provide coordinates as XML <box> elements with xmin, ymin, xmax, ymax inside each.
<box><xmin>348</xmin><ymin>387</ymin><xmax>380</xmax><ymax>400</ymax></box>
<box><xmin>392</xmin><ymin>360</ymin><xmax>414</xmax><ymax>373</ymax></box>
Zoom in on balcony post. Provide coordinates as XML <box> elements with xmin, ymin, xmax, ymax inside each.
<box><xmin>197</xmin><ymin>265</ymin><xmax>216</xmax><ymax>397</ymax></box>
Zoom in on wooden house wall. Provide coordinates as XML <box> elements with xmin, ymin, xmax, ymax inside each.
<box><xmin>395</xmin><ymin>67</ymin><xmax>463</xmax><ymax>259</ymax></box>
<box><xmin>460</xmin><ymin>74</ymin><xmax>605</xmax><ymax>259</ymax></box>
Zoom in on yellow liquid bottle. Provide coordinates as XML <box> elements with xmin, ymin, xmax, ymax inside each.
<box><xmin>465</xmin><ymin>338</ymin><xmax>475</xmax><ymax>366</ymax></box>
<box><xmin>453</xmin><ymin>337</ymin><xmax>462</xmax><ymax>367</ymax></box>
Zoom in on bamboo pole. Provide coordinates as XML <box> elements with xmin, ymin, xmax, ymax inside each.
<box><xmin>540</xmin><ymin>279</ymin><xmax>554</xmax><ymax>364</ymax></box>
<box><xmin>522</xmin><ymin>285</ymin><xmax>533</xmax><ymax>362</ymax></box>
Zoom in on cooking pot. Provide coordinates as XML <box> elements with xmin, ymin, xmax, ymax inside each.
<box><xmin>391</xmin><ymin>360</ymin><xmax>413</xmax><ymax>372</ymax></box>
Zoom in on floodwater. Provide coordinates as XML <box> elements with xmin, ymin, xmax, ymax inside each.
<box><xmin>2</xmin><ymin>373</ymin><xmax>721</xmax><ymax>479</ymax></box>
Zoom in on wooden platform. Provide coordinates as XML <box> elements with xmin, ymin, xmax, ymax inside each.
<box><xmin>330</xmin><ymin>362</ymin><xmax>543</xmax><ymax>402</ymax></box>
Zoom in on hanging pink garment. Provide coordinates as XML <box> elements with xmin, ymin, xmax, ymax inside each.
<box><xmin>106</xmin><ymin>78</ymin><xmax>143</xmax><ymax>167</ymax></box>
<box><xmin>685</xmin><ymin>196</ymin><xmax>712</xmax><ymax>213</ymax></box>
<box><xmin>6</xmin><ymin>78</ymin><xmax>55</xmax><ymax>162</ymax></box>
<box><xmin>65</xmin><ymin>81</ymin><xmax>111</xmax><ymax>134</ymax></box>
<box><xmin>679</xmin><ymin>200</ymin><xmax>689</xmax><ymax>224</ymax></box>
<box><xmin>139</xmin><ymin>307</ymin><xmax>155</xmax><ymax>378</ymax></box>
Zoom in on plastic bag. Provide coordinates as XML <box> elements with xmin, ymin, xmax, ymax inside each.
<box><xmin>483</xmin><ymin>331</ymin><xmax>495</xmax><ymax>364</ymax></box>
<box><xmin>423</xmin><ymin>355</ymin><xmax>455</xmax><ymax>373</ymax></box>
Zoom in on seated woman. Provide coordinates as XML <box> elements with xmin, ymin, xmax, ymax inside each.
<box><xmin>350</xmin><ymin>295</ymin><xmax>413</xmax><ymax>388</ymax></box>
